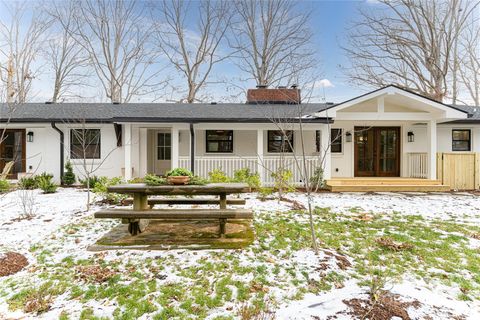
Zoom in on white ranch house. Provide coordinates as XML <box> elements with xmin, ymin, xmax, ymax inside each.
<box><xmin>1</xmin><ymin>85</ymin><xmax>478</xmax><ymax>190</ymax></box>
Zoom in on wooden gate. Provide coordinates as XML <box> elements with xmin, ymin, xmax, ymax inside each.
<box><xmin>437</xmin><ymin>152</ymin><xmax>480</xmax><ymax>190</ymax></box>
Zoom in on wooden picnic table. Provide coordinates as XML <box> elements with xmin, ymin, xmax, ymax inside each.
<box><xmin>98</xmin><ymin>183</ymin><xmax>252</xmax><ymax>236</ymax></box>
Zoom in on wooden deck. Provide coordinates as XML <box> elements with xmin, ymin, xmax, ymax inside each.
<box><xmin>326</xmin><ymin>178</ymin><xmax>450</xmax><ymax>192</ymax></box>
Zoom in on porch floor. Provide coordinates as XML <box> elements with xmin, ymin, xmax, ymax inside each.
<box><xmin>326</xmin><ymin>178</ymin><xmax>450</xmax><ymax>192</ymax></box>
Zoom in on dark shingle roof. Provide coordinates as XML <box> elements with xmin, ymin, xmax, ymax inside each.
<box><xmin>448</xmin><ymin>104</ymin><xmax>480</xmax><ymax>122</ymax></box>
<box><xmin>0</xmin><ymin>102</ymin><xmax>331</xmax><ymax>123</ymax></box>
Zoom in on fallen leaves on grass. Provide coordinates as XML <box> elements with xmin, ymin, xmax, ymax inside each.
<box><xmin>352</xmin><ymin>212</ymin><xmax>374</xmax><ymax>221</ymax></box>
<box><xmin>24</xmin><ymin>294</ymin><xmax>52</xmax><ymax>314</ymax></box>
<box><xmin>0</xmin><ymin>252</ymin><xmax>28</xmax><ymax>277</ymax></box>
<box><xmin>375</xmin><ymin>237</ymin><xmax>413</xmax><ymax>251</ymax></box>
<box><xmin>76</xmin><ymin>265</ymin><xmax>115</xmax><ymax>283</ymax></box>
<box><xmin>470</xmin><ymin>233</ymin><xmax>480</xmax><ymax>240</ymax></box>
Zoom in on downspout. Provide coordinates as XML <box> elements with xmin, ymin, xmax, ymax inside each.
<box><xmin>189</xmin><ymin>123</ymin><xmax>195</xmax><ymax>174</ymax></box>
<box><xmin>51</xmin><ymin>122</ymin><xmax>64</xmax><ymax>183</ymax></box>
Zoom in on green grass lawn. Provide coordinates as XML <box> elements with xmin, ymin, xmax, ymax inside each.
<box><xmin>1</xmin><ymin>204</ymin><xmax>479</xmax><ymax>319</ymax></box>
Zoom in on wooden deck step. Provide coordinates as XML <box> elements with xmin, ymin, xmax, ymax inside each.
<box><xmin>327</xmin><ymin>184</ymin><xmax>450</xmax><ymax>192</ymax></box>
<box><xmin>326</xmin><ymin>178</ymin><xmax>443</xmax><ymax>186</ymax></box>
<box><xmin>95</xmin><ymin>208</ymin><xmax>254</xmax><ymax>220</ymax></box>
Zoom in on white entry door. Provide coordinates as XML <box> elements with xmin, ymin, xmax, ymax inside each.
<box><xmin>153</xmin><ymin>130</ymin><xmax>171</xmax><ymax>175</ymax></box>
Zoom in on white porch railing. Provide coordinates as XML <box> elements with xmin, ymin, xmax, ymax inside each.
<box><xmin>407</xmin><ymin>152</ymin><xmax>428</xmax><ymax>178</ymax></box>
<box><xmin>179</xmin><ymin>155</ymin><xmax>322</xmax><ymax>185</ymax></box>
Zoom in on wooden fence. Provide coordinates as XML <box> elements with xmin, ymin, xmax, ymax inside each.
<box><xmin>437</xmin><ymin>152</ymin><xmax>480</xmax><ymax>190</ymax></box>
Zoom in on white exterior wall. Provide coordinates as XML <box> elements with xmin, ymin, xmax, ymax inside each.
<box><xmin>4</xmin><ymin>120</ymin><xmax>478</xmax><ymax>183</ymax></box>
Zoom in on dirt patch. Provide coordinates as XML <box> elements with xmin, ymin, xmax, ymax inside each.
<box><xmin>76</xmin><ymin>265</ymin><xmax>115</xmax><ymax>283</ymax></box>
<box><xmin>343</xmin><ymin>291</ymin><xmax>420</xmax><ymax>320</ymax></box>
<box><xmin>0</xmin><ymin>252</ymin><xmax>29</xmax><ymax>277</ymax></box>
<box><xmin>375</xmin><ymin>237</ymin><xmax>413</xmax><ymax>251</ymax></box>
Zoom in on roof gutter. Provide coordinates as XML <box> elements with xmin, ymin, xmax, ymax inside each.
<box><xmin>189</xmin><ymin>123</ymin><xmax>195</xmax><ymax>174</ymax></box>
<box><xmin>51</xmin><ymin>122</ymin><xmax>64</xmax><ymax>183</ymax></box>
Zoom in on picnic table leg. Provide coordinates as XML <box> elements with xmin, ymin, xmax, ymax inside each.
<box><xmin>219</xmin><ymin>193</ymin><xmax>227</xmax><ymax>238</ymax></box>
<box><xmin>128</xmin><ymin>193</ymin><xmax>150</xmax><ymax>236</ymax></box>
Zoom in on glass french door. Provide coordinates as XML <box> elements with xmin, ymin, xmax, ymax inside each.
<box><xmin>0</xmin><ymin>129</ymin><xmax>26</xmax><ymax>179</ymax></box>
<box><xmin>354</xmin><ymin>127</ymin><xmax>400</xmax><ymax>177</ymax></box>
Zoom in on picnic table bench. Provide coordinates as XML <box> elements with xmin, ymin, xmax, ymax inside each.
<box><xmin>94</xmin><ymin>183</ymin><xmax>253</xmax><ymax>236</ymax></box>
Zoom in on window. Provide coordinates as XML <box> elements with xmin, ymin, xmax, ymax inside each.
<box><xmin>157</xmin><ymin>132</ymin><xmax>171</xmax><ymax>160</ymax></box>
<box><xmin>206</xmin><ymin>130</ymin><xmax>233</xmax><ymax>153</ymax></box>
<box><xmin>452</xmin><ymin>129</ymin><xmax>471</xmax><ymax>151</ymax></box>
<box><xmin>268</xmin><ymin>130</ymin><xmax>294</xmax><ymax>153</ymax></box>
<box><xmin>70</xmin><ymin>129</ymin><xmax>101</xmax><ymax>159</ymax></box>
<box><xmin>315</xmin><ymin>130</ymin><xmax>321</xmax><ymax>152</ymax></box>
<box><xmin>330</xmin><ymin>128</ymin><xmax>342</xmax><ymax>153</ymax></box>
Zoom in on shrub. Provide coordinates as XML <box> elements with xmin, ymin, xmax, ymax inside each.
<box><xmin>18</xmin><ymin>176</ymin><xmax>37</xmax><ymax>190</ymax></box>
<box><xmin>0</xmin><ymin>179</ymin><xmax>10</xmax><ymax>192</ymax></box>
<box><xmin>208</xmin><ymin>169</ymin><xmax>230</xmax><ymax>183</ymax></box>
<box><xmin>34</xmin><ymin>172</ymin><xmax>53</xmax><ymax>185</ymax></box>
<box><xmin>62</xmin><ymin>161</ymin><xmax>76</xmax><ymax>186</ymax></box>
<box><xmin>233</xmin><ymin>168</ymin><xmax>261</xmax><ymax>189</ymax></box>
<box><xmin>258</xmin><ymin>187</ymin><xmax>274</xmax><ymax>200</ymax></box>
<box><xmin>128</xmin><ymin>177</ymin><xmax>144</xmax><ymax>183</ymax></box>
<box><xmin>309</xmin><ymin>167</ymin><xmax>325</xmax><ymax>189</ymax></box>
<box><xmin>144</xmin><ymin>174</ymin><xmax>167</xmax><ymax>186</ymax></box>
<box><xmin>271</xmin><ymin>169</ymin><xmax>296</xmax><ymax>193</ymax></box>
<box><xmin>92</xmin><ymin>177</ymin><xmax>125</xmax><ymax>203</ymax></box>
<box><xmin>37</xmin><ymin>175</ymin><xmax>57</xmax><ymax>194</ymax></box>
<box><xmin>166</xmin><ymin>168</ymin><xmax>193</xmax><ymax>177</ymax></box>
<box><xmin>187</xmin><ymin>175</ymin><xmax>209</xmax><ymax>185</ymax></box>
<box><xmin>79</xmin><ymin>176</ymin><xmax>100</xmax><ymax>189</ymax></box>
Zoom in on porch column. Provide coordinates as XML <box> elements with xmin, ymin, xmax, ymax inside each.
<box><xmin>427</xmin><ymin>120</ymin><xmax>437</xmax><ymax>180</ymax></box>
<box><xmin>124</xmin><ymin>123</ymin><xmax>132</xmax><ymax>180</ymax></box>
<box><xmin>257</xmin><ymin>129</ymin><xmax>264</xmax><ymax>182</ymax></box>
<box><xmin>321</xmin><ymin>125</ymin><xmax>332</xmax><ymax>180</ymax></box>
<box><xmin>171</xmin><ymin>127</ymin><xmax>179</xmax><ymax>169</ymax></box>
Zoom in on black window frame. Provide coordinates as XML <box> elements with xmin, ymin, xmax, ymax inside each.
<box><xmin>452</xmin><ymin>129</ymin><xmax>471</xmax><ymax>152</ymax></box>
<box><xmin>157</xmin><ymin>132</ymin><xmax>172</xmax><ymax>160</ymax></box>
<box><xmin>330</xmin><ymin>128</ymin><xmax>342</xmax><ymax>153</ymax></box>
<box><xmin>205</xmin><ymin>130</ymin><xmax>234</xmax><ymax>153</ymax></box>
<box><xmin>315</xmin><ymin>130</ymin><xmax>321</xmax><ymax>152</ymax></box>
<box><xmin>70</xmin><ymin>128</ymin><xmax>101</xmax><ymax>159</ymax></box>
<box><xmin>267</xmin><ymin>130</ymin><xmax>294</xmax><ymax>153</ymax></box>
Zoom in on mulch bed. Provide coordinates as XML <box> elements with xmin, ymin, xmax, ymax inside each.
<box><xmin>0</xmin><ymin>252</ymin><xmax>29</xmax><ymax>277</ymax></box>
<box><xmin>343</xmin><ymin>292</ymin><xmax>421</xmax><ymax>320</ymax></box>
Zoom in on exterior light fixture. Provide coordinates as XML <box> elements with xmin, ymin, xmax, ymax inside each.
<box><xmin>407</xmin><ymin>131</ymin><xmax>414</xmax><ymax>142</ymax></box>
<box><xmin>345</xmin><ymin>131</ymin><xmax>352</xmax><ymax>142</ymax></box>
<box><xmin>27</xmin><ymin>131</ymin><xmax>34</xmax><ymax>142</ymax></box>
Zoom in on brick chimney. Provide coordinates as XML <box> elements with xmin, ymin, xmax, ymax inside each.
<box><xmin>246</xmin><ymin>85</ymin><xmax>301</xmax><ymax>104</ymax></box>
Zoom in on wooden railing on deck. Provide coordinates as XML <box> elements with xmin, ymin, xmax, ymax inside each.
<box><xmin>179</xmin><ymin>156</ymin><xmax>321</xmax><ymax>185</ymax></box>
<box><xmin>407</xmin><ymin>152</ymin><xmax>428</xmax><ymax>178</ymax></box>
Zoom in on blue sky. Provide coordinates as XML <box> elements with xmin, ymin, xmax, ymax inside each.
<box><xmin>1</xmin><ymin>0</ymin><xmax>377</xmax><ymax>104</ymax></box>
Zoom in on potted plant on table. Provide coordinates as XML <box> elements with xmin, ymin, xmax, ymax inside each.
<box><xmin>166</xmin><ymin>168</ymin><xmax>193</xmax><ymax>185</ymax></box>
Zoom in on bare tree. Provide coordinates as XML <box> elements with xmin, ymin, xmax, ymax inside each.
<box><xmin>458</xmin><ymin>19</ymin><xmax>480</xmax><ymax>106</ymax></box>
<box><xmin>152</xmin><ymin>0</ymin><xmax>232</xmax><ymax>103</ymax></box>
<box><xmin>0</xmin><ymin>2</ymin><xmax>52</xmax><ymax>103</ymax></box>
<box><xmin>67</xmin><ymin>0</ymin><xmax>165</xmax><ymax>103</ymax></box>
<box><xmin>230</xmin><ymin>0</ymin><xmax>316</xmax><ymax>87</ymax></box>
<box><xmin>45</xmin><ymin>1</ymin><xmax>91</xmax><ymax>103</ymax></box>
<box><xmin>343</xmin><ymin>0</ymin><xmax>478</xmax><ymax>102</ymax></box>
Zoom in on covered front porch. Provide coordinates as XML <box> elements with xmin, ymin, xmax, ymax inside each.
<box><xmin>121</xmin><ymin>122</ymin><xmax>331</xmax><ymax>186</ymax></box>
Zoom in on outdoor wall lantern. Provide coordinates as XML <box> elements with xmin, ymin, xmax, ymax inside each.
<box><xmin>407</xmin><ymin>131</ymin><xmax>414</xmax><ymax>143</ymax></box>
<box><xmin>27</xmin><ymin>131</ymin><xmax>34</xmax><ymax>142</ymax></box>
<box><xmin>345</xmin><ymin>131</ymin><xmax>352</xmax><ymax>142</ymax></box>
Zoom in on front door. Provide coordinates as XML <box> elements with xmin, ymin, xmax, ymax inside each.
<box><xmin>153</xmin><ymin>130</ymin><xmax>171</xmax><ymax>176</ymax></box>
<box><xmin>0</xmin><ymin>129</ymin><xmax>26</xmax><ymax>179</ymax></box>
<box><xmin>354</xmin><ymin>127</ymin><xmax>400</xmax><ymax>177</ymax></box>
